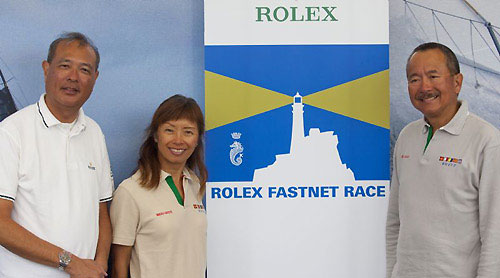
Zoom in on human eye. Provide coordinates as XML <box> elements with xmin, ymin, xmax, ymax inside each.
<box><xmin>80</xmin><ymin>67</ymin><xmax>91</xmax><ymax>74</ymax></box>
<box><xmin>185</xmin><ymin>130</ymin><xmax>194</xmax><ymax>136</ymax></box>
<box><xmin>164</xmin><ymin>128</ymin><xmax>174</xmax><ymax>133</ymax></box>
<box><xmin>408</xmin><ymin>77</ymin><xmax>420</xmax><ymax>84</ymax></box>
<box><xmin>58</xmin><ymin>64</ymin><xmax>70</xmax><ymax>69</ymax></box>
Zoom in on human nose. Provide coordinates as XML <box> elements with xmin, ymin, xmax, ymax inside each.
<box><xmin>172</xmin><ymin>131</ymin><xmax>183</xmax><ymax>143</ymax></box>
<box><xmin>67</xmin><ymin>68</ymin><xmax>79</xmax><ymax>82</ymax></box>
<box><xmin>420</xmin><ymin>76</ymin><xmax>432</xmax><ymax>91</ymax></box>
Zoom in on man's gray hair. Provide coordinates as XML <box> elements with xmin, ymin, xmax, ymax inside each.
<box><xmin>47</xmin><ymin>32</ymin><xmax>100</xmax><ymax>70</ymax></box>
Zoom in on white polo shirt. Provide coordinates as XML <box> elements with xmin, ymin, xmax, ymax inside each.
<box><xmin>110</xmin><ymin>169</ymin><xmax>207</xmax><ymax>278</ymax></box>
<box><xmin>0</xmin><ymin>94</ymin><xmax>114</xmax><ymax>278</ymax></box>
<box><xmin>386</xmin><ymin>101</ymin><xmax>500</xmax><ymax>277</ymax></box>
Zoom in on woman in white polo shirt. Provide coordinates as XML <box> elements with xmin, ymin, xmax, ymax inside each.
<box><xmin>110</xmin><ymin>95</ymin><xmax>207</xmax><ymax>278</ymax></box>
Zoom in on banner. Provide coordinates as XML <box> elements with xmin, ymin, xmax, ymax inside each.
<box><xmin>205</xmin><ymin>1</ymin><xmax>389</xmax><ymax>277</ymax></box>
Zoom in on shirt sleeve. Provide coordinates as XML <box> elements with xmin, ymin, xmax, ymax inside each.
<box><xmin>98</xmin><ymin>133</ymin><xmax>113</xmax><ymax>202</ymax></box>
<box><xmin>110</xmin><ymin>185</ymin><xmax>139</xmax><ymax>246</ymax></box>
<box><xmin>476</xmin><ymin>144</ymin><xmax>500</xmax><ymax>277</ymax></box>
<box><xmin>0</xmin><ymin>127</ymin><xmax>20</xmax><ymax>201</ymax></box>
<box><xmin>386</xmin><ymin>139</ymin><xmax>401</xmax><ymax>278</ymax></box>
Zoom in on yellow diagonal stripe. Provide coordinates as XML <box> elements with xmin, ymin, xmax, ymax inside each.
<box><xmin>205</xmin><ymin>71</ymin><xmax>293</xmax><ymax>130</ymax></box>
<box><xmin>303</xmin><ymin>70</ymin><xmax>389</xmax><ymax>129</ymax></box>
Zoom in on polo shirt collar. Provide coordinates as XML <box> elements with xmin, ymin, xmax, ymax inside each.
<box><xmin>160</xmin><ymin>168</ymin><xmax>194</xmax><ymax>182</ymax></box>
<box><xmin>37</xmin><ymin>94</ymin><xmax>87</xmax><ymax>130</ymax></box>
<box><xmin>441</xmin><ymin>100</ymin><xmax>468</xmax><ymax>135</ymax></box>
<box><xmin>420</xmin><ymin>100</ymin><xmax>468</xmax><ymax>136</ymax></box>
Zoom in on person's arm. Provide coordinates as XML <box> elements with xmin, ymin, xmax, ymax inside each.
<box><xmin>0</xmin><ymin>199</ymin><xmax>61</xmax><ymax>266</ymax></box>
<box><xmin>110</xmin><ymin>183</ymin><xmax>140</xmax><ymax>278</ymax></box>
<box><xmin>0</xmin><ymin>199</ymin><xmax>107</xmax><ymax>277</ymax></box>
<box><xmin>94</xmin><ymin>202</ymin><xmax>112</xmax><ymax>271</ymax></box>
<box><xmin>386</xmin><ymin>142</ymin><xmax>401</xmax><ymax>278</ymax></box>
<box><xmin>112</xmin><ymin>244</ymin><xmax>133</xmax><ymax>278</ymax></box>
<box><xmin>94</xmin><ymin>130</ymin><xmax>114</xmax><ymax>271</ymax></box>
<box><xmin>476</xmin><ymin>144</ymin><xmax>500</xmax><ymax>277</ymax></box>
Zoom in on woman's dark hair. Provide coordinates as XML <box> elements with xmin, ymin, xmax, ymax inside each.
<box><xmin>137</xmin><ymin>94</ymin><xmax>207</xmax><ymax>196</ymax></box>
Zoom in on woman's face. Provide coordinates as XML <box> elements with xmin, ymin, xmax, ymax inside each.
<box><xmin>156</xmin><ymin>118</ymin><xmax>199</xmax><ymax>171</ymax></box>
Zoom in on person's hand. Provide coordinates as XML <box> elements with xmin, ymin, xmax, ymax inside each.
<box><xmin>94</xmin><ymin>257</ymin><xmax>108</xmax><ymax>273</ymax></box>
<box><xmin>65</xmin><ymin>256</ymin><xmax>107</xmax><ymax>278</ymax></box>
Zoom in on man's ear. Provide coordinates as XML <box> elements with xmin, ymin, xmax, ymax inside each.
<box><xmin>454</xmin><ymin>73</ymin><xmax>463</xmax><ymax>95</ymax></box>
<box><xmin>42</xmin><ymin>60</ymin><xmax>50</xmax><ymax>79</ymax></box>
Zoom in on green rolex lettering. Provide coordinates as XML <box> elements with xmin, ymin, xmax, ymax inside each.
<box><xmin>255</xmin><ymin>5</ymin><xmax>339</xmax><ymax>23</ymax></box>
<box><xmin>290</xmin><ymin>7</ymin><xmax>304</xmax><ymax>22</ymax></box>
<box><xmin>306</xmin><ymin>7</ymin><xmax>320</xmax><ymax>21</ymax></box>
<box><xmin>322</xmin><ymin>7</ymin><xmax>338</xmax><ymax>21</ymax></box>
<box><xmin>273</xmin><ymin>6</ymin><xmax>289</xmax><ymax>22</ymax></box>
<box><xmin>256</xmin><ymin>7</ymin><xmax>272</xmax><ymax>22</ymax></box>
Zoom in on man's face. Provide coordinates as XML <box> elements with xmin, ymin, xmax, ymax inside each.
<box><xmin>42</xmin><ymin>40</ymin><xmax>99</xmax><ymax>118</ymax></box>
<box><xmin>406</xmin><ymin>49</ymin><xmax>463</xmax><ymax>122</ymax></box>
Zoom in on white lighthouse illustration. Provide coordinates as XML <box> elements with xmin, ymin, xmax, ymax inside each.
<box><xmin>290</xmin><ymin>92</ymin><xmax>305</xmax><ymax>153</ymax></box>
<box><xmin>253</xmin><ymin>92</ymin><xmax>355</xmax><ymax>185</ymax></box>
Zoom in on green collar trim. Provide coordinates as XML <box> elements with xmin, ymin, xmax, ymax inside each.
<box><xmin>166</xmin><ymin>176</ymin><xmax>184</xmax><ymax>206</ymax></box>
<box><xmin>424</xmin><ymin>125</ymin><xmax>433</xmax><ymax>152</ymax></box>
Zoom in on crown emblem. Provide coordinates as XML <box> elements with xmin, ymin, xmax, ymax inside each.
<box><xmin>231</xmin><ymin>132</ymin><xmax>241</xmax><ymax>140</ymax></box>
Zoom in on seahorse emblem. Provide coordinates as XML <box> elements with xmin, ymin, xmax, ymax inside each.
<box><xmin>230</xmin><ymin>141</ymin><xmax>244</xmax><ymax>166</ymax></box>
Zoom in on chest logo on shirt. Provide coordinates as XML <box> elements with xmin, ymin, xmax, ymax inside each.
<box><xmin>400</xmin><ymin>154</ymin><xmax>410</xmax><ymax>159</ymax></box>
<box><xmin>439</xmin><ymin>156</ymin><xmax>462</xmax><ymax>167</ymax></box>
<box><xmin>193</xmin><ymin>204</ymin><xmax>205</xmax><ymax>212</ymax></box>
<box><xmin>156</xmin><ymin>210</ymin><xmax>173</xmax><ymax>216</ymax></box>
<box><xmin>88</xmin><ymin>162</ymin><xmax>96</xmax><ymax>170</ymax></box>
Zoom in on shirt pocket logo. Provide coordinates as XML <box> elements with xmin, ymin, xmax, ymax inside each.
<box><xmin>193</xmin><ymin>204</ymin><xmax>206</xmax><ymax>213</ymax></box>
<box><xmin>439</xmin><ymin>156</ymin><xmax>462</xmax><ymax>167</ymax></box>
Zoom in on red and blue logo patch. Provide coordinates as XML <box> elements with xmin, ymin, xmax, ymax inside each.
<box><xmin>439</xmin><ymin>156</ymin><xmax>462</xmax><ymax>167</ymax></box>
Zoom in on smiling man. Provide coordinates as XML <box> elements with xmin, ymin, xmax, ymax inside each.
<box><xmin>0</xmin><ymin>32</ymin><xmax>113</xmax><ymax>278</ymax></box>
<box><xmin>386</xmin><ymin>42</ymin><xmax>500</xmax><ymax>278</ymax></box>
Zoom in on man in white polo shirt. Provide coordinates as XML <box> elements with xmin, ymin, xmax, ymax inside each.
<box><xmin>386</xmin><ymin>42</ymin><xmax>500</xmax><ymax>277</ymax></box>
<box><xmin>0</xmin><ymin>32</ymin><xmax>113</xmax><ymax>278</ymax></box>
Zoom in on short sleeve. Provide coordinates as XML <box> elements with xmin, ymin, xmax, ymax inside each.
<box><xmin>0</xmin><ymin>127</ymin><xmax>20</xmax><ymax>201</ymax></box>
<box><xmin>110</xmin><ymin>185</ymin><xmax>139</xmax><ymax>246</ymax></box>
<box><xmin>98</xmin><ymin>133</ymin><xmax>113</xmax><ymax>202</ymax></box>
